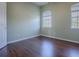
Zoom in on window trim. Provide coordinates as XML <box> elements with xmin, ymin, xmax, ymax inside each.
<box><xmin>42</xmin><ymin>10</ymin><xmax>52</xmax><ymax>28</ymax></box>
<box><xmin>71</xmin><ymin>3</ymin><xmax>79</xmax><ymax>29</ymax></box>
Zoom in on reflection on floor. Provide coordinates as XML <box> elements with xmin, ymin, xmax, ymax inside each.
<box><xmin>0</xmin><ymin>36</ymin><xmax>79</xmax><ymax>57</ymax></box>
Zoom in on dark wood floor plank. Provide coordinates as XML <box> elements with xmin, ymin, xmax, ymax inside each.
<box><xmin>0</xmin><ymin>36</ymin><xmax>79</xmax><ymax>57</ymax></box>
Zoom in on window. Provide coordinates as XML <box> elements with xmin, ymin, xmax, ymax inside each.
<box><xmin>42</xmin><ymin>10</ymin><xmax>52</xmax><ymax>28</ymax></box>
<box><xmin>71</xmin><ymin>3</ymin><xmax>79</xmax><ymax>29</ymax></box>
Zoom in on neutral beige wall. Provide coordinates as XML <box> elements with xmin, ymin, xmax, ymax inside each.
<box><xmin>40</xmin><ymin>2</ymin><xmax>79</xmax><ymax>42</ymax></box>
<box><xmin>7</xmin><ymin>2</ymin><xmax>40</xmax><ymax>43</ymax></box>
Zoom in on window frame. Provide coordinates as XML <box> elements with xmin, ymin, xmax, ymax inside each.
<box><xmin>71</xmin><ymin>3</ymin><xmax>79</xmax><ymax>29</ymax></box>
<box><xmin>42</xmin><ymin>10</ymin><xmax>52</xmax><ymax>28</ymax></box>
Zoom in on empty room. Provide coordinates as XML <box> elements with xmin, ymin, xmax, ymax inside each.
<box><xmin>0</xmin><ymin>2</ymin><xmax>79</xmax><ymax>57</ymax></box>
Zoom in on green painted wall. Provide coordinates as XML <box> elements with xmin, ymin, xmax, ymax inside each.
<box><xmin>7</xmin><ymin>2</ymin><xmax>40</xmax><ymax>43</ymax></box>
<box><xmin>40</xmin><ymin>2</ymin><xmax>79</xmax><ymax>42</ymax></box>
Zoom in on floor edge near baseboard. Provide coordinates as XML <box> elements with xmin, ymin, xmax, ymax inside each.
<box><xmin>0</xmin><ymin>44</ymin><xmax>7</xmax><ymax>51</ymax></box>
<box><xmin>0</xmin><ymin>35</ymin><xmax>40</xmax><ymax>50</ymax></box>
<box><xmin>1</xmin><ymin>34</ymin><xmax>79</xmax><ymax>50</ymax></box>
<box><xmin>7</xmin><ymin>35</ymin><xmax>40</xmax><ymax>45</ymax></box>
<box><xmin>40</xmin><ymin>34</ymin><xmax>79</xmax><ymax>44</ymax></box>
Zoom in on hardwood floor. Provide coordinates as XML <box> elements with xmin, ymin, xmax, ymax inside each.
<box><xmin>0</xmin><ymin>36</ymin><xmax>79</xmax><ymax>57</ymax></box>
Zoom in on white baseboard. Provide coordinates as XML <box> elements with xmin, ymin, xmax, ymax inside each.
<box><xmin>7</xmin><ymin>35</ymin><xmax>40</xmax><ymax>44</ymax></box>
<box><xmin>0</xmin><ymin>43</ymin><xmax>7</xmax><ymax>50</ymax></box>
<box><xmin>1</xmin><ymin>34</ymin><xmax>79</xmax><ymax>50</ymax></box>
<box><xmin>40</xmin><ymin>34</ymin><xmax>79</xmax><ymax>44</ymax></box>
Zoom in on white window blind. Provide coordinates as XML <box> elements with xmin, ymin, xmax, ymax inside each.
<box><xmin>42</xmin><ymin>11</ymin><xmax>52</xmax><ymax>28</ymax></box>
<box><xmin>71</xmin><ymin>3</ymin><xmax>79</xmax><ymax>29</ymax></box>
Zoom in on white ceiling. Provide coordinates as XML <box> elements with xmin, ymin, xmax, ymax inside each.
<box><xmin>32</xmin><ymin>2</ymin><xmax>48</xmax><ymax>6</ymax></box>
